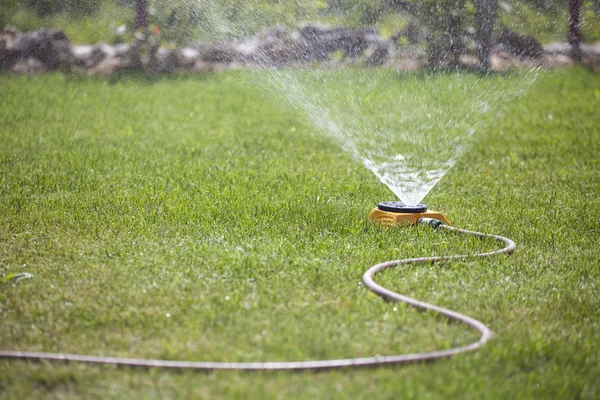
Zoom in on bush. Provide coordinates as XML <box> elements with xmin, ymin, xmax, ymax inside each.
<box><xmin>21</xmin><ymin>0</ymin><xmax>101</xmax><ymax>17</ymax></box>
<box><xmin>0</xmin><ymin>0</ymin><xmax>17</xmax><ymax>28</ymax></box>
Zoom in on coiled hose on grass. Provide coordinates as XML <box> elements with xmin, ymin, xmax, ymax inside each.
<box><xmin>0</xmin><ymin>218</ymin><xmax>515</xmax><ymax>371</ymax></box>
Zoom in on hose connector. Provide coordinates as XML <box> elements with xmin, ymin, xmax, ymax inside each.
<box><xmin>417</xmin><ymin>217</ymin><xmax>444</xmax><ymax>229</ymax></box>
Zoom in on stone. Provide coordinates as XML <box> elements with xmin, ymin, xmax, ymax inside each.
<box><xmin>0</xmin><ymin>27</ymin><xmax>20</xmax><ymax>69</ymax></box>
<box><xmin>159</xmin><ymin>48</ymin><xmax>199</xmax><ymax>72</ymax></box>
<box><xmin>391</xmin><ymin>20</ymin><xmax>426</xmax><ymax>46</ymax></box>
<box><xmin>364</xmin><ymin>41</ymin><xmax>395</xmax><ymax>66</ymax></box>
<box><xmin>497</xmin><ymin>29</ymin><xmax>543</xmax><ymax>58</ymax></box>
<box><xmin>72</xmin><ymin>45</ymin><xmax>94</xmax><ymax>66</ymax></box>
<box><xmin>88</xmin><ymin>57</ymin><xmax>123</xmax><ymax>76</ymax></box>
<box><xmin>300</xmin><ymin>24</ymin><xmax>374</xmax><ymax>60</ymax></box>
<box><xmin>16</xmin><ymin>28</ymin><xmax>74</xmax><ymax>69</ymax></box>
<box><xmin>198</xmin><ymin>42</ymin><xmax>246</xmax><ymax>64</ymax></box>
<box><xmin>12</xmin><ymin>58</ymin><xmax>47</xmax><ymax>73</ymax></box>
<box><xmin>543</xmin><ymin>42</ymin><xmax>572</xmax><ymax>55</ymax></box>
<box><xmin>252</xmin><ymin>35</ymin><xmax>314</xmax><ymax>66</ymax></box>
<box><xmin>459</xmin><ymin>54</ymin><xmax>479</xmax><ymax>67</ymax></box>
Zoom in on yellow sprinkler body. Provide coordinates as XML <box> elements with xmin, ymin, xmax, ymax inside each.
<box><xmin>369</xmin><ymin>202</ymin><xmax>450</xmax><ymax>226</ymax></box>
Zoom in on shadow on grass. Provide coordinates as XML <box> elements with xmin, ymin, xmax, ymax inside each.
<box><xmin>0</xmin><ymin>65</ymin><xmax>539</xmax><ymax>88</ymax></box>
<box><xmin>98</xmin><ymin>70</ymin><xmax>218</xmax><ymax>86</ymax></box>
<box><xmin>0</xmin><ymin>69</ymin><xmax>220</xmax><ymax>85</ymax></box>
<box><xmin>394</xmin><ymin>65</ymin><xmax>525</xmax><ymax>81</ymax></box>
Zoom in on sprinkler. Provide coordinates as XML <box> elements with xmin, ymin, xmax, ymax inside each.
<box><xmin>369</xmin><ymin>201</ymin><xmax>450</xmax><ymax>226</ymax></box>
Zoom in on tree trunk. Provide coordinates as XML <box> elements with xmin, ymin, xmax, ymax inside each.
<box><xmin>473</xmin><ymin>0</ymin><xmax>498</xmax><ymax>70</ymax></box>
<box><xmin>135</xmin><ymin>0</ymin><xmax>148</xmax><ymax>31</ymax></box>
<box><xmin>568</xmin><ymin>0</ymin><xmax>582</xmax><ymax>62</ymax></box>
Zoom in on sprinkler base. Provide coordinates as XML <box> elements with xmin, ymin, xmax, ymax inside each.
<box><xmin>369</xmin><ymin>202</ymin><xmax>450</xmax><ymax>226</ymax></box>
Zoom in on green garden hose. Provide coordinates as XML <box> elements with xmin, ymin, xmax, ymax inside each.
<box><xmin>0</xmin><ymin>218</ymin><xmax>515</xmax><ymax>370</ymax></box>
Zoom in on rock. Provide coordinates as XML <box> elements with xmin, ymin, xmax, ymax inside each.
<box><xmin>89</xmin><ymin>47</ymin><xmax>111</xmax><ymax>67</ymax></box>
<box><xmin>244</xmin><ymin>24</ymin><xmax>393</xmax><ymax>66</ymax></box>
<box><xmin>233</xmin><ymin>40</ymin><xmax>261</xmax><ymax>65</ymax></box>
<box><xmin>459</xmin><ymin>54</ymin><xmax>479</xmax><ymax>67</ymax></box>
<box><xmin>247</xmin><ymin>28</ymin><xmax>308</xmax><ymax>66</ymax></box>
<box><xmin>88</xmin><ymin>56</ymin><xmax>123</xmax><ymax>76</ymax></box>
<box><xmin>542</xmin><ymin>54</ymin><xmax>575</xmax><ymax>68</ymax></box>
<box><xmin>192</xmin><ymin>60</ymin><xmax>223</xmax><ymax>72</ymax></box>
<box><xmin>0</xmin><ymin>27</ymin><xmax>20</xmax><ymax>68</ymax></box>
<box><xmin>497</xmin><ymin>29</ymin><xmax>543</xmax><ymax>58</ymax></box>
<box><xmin>159</xmin><ymin>47</ymin><xmax>199</xmax><ymax>72</ymax></box>
<box><xmin>543</xmin><ymin>42</ymin><xmax>572</xmax><ymax>55</ymax></box>
<box><xmin>16</xmin><ymin>28</ymin><xmax>74</xmax><ymax>69</ymax></box>
<box><xmin>490</xmin><ymin>51</ymin><xmax>514</xmax><ymax>71</ymax></box>
<box><xmin>364</xmin><ymin>40</ymin><xmax>395</xmax><ymax>66</ymax></box>
<box><xmin>261</xmin><ymin>26</ymin><xmax>289</xmax><ymax>43</ymax></box>
<box><xmin>252</xmin><ymin>34</ymin><xmax>314</xmax><ymax>66</ymax></box>
<box><xmin>109</xmin><ymin>43</ymin><xmax>130</xmax><ymax>58</ymax></box>
<box><xmin>545</xmin><ymin>42</ymin><xmax>600</xmax><ymax>58</ymax></box>
<box><xmin>335</xmin><ymin>31</ymin><xmax>371</xmax><ymax>59</ymax></box>
<box><xmin>395</xmin><ymin>58</ymin><xmax>424</xmax><ymax>72</ymax></box>
<box><xmin>73</xmin><ymin>43</ymin><xmax>131</xmax><ymax>69</ymax></box>
<box><xmin>72</xmin><ymin>45</ymin><xmax>94</xmax><ymax>66</ymax></box>
<box><xmin>115</xmin><ymin>34</ymin><xmax>161</xmax><ymax>71</ymax></box>
<box><xmin>12</xmin><ymin>58</ymin><xmax>47</xmax><ymax>73</ymax></box>
<box><xmin>180</xmin><ymin>47</ymin><xmax>200</xmax><ymax>62</ymax></box>
<box><xmin>391</xmin><ymin>20</ymin><xmax>426</xmax><ymax>46</ymax></box>
<box><xmin>73</xmin><ymin>45</ymin><xmax>106</xmax><ymax>68</ymax></box>
<box><xmin>198</xmin><ymin>42</ymin><xmax>246</xmax><ymax>64</ymax></box>
<box><xmin>299</xmin><ymin>24</ymin><xmax>374</xmax><ymax>60</ymax></box>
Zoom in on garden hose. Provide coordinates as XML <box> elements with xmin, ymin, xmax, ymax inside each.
<box><xmin>0</xmin><ymin>218</ymin><xmax>516</xmax><ymax>371</ymax></box>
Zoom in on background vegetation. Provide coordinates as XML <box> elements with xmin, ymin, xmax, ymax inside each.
<box><xmin>2</xmin><ymin>0</ymin><xmax>600</xmax><ymax>45</ymax></box>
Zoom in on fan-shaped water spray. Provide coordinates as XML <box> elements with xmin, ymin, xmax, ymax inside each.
<box><xmin>260</xmin><ymin>69</ymin><xmax>537</xmax><ymax>205</ymax></box>
<box><xmin>176</xmin><ymin>1</ymin><xmax>539</xmax><ymax>205</ymax></box>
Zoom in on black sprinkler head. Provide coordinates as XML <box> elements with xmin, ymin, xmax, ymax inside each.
<box><xmin>377</xmin><ymin>201</ymin><xmax>428</xmax><ymax>214</ymax></box>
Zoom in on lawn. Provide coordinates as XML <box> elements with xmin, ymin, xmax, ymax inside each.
<box><xmin>0</xmin><ymin>68</ymin><xmax>599</xmax><ymax>399</ymax></box>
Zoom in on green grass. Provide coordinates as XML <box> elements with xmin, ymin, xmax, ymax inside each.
<box><xmin>0</xmin><ymin>68</ymin><xmax>599</xmax><ymax>399</ymax></box>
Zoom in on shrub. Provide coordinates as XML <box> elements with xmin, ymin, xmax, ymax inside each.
<box><xmin>0</xmin><ymin>0</ymin><xmax>18</xmax><ymax>28</ymax></box>
<box><xmin>21</xmin><ymin>0</ymin><xmax>101</xmax><ymax>17</ymax></box>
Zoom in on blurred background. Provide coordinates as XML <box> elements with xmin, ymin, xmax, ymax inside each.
<box><xmin>2</xmin><ymin>0</ymin><xmax>599</xmax><ymax>46</ymax></box>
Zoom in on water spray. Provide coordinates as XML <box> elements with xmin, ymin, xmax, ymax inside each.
<box><xmin>0</xmin><ymin>204</ymin><xmax>516</xmax><ymax>371</ymax></box>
